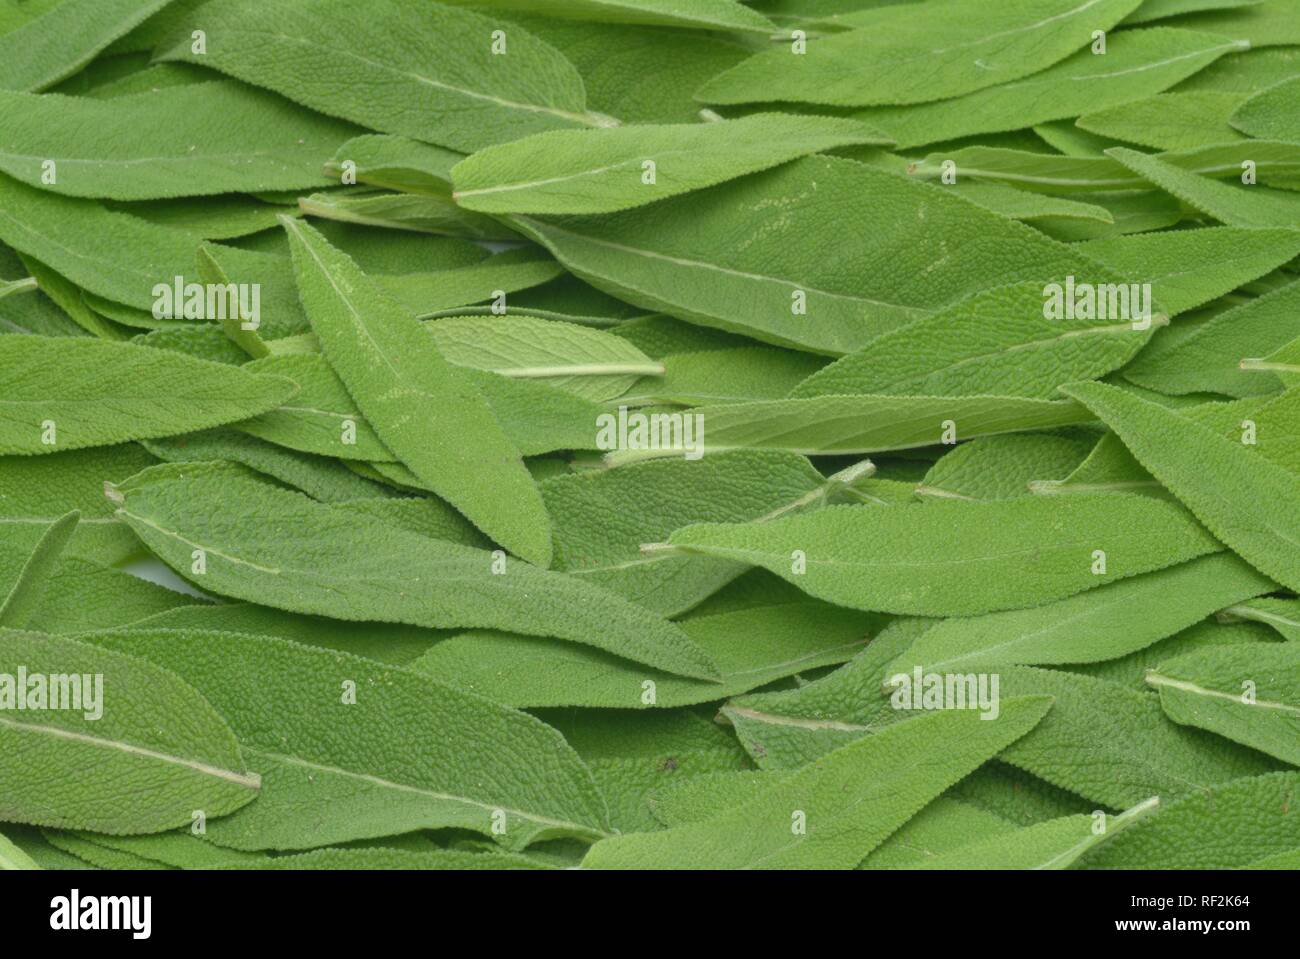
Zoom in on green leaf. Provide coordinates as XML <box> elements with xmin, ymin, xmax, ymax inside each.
<box><xmin>542</xmin><ymin>450</ymin><xmax>833</xmax><ymax>616</ymax></box>
<box><xmin>0</xmin><ymin>335</ymin><xmax>296</xmax><ymax>454</ymax></box>
<box><xmin>451</xmin><ymin>114</ymin><xmax>889</xmax><ymax>215</ymax></box>
<box><xmin>791</xmin><ymin>280</ymin><xmax>1158</xmax><ymax>400</ymax></box>
<box><xmin>859</xmin><ymin>798</ymin><xmax>1016</xmax><ymax>869</ymax></box>
<box><xmin>1124</xmin><ymin>279</ymin><xmax>1300</xmax><ymax>397</ymax></box>
<box><xmin>155</xmin><ymin>0</ymin><xmax>608</xmax><ymax>153</ymax></box>
<box><xmin>722</xmin><ymin>617</ymin><xmax>933</xmax><ymax>769</ymax></box>
<box><xmin>0</xmin><ymin>444</ymin><xmax>155</xmax><ymax>565</ymax></box>
<box><xmin>141</xmin><ymin>428</ymin><xmax>393</xmax><ymax>503</ymax></box>
<box><xmin>857</xmin><ymin>27</ymin><xmax>1244</xmax><ymax>149</ymax></box>
<box><xmin>901</xmin><ymin>798</ymin><xmax>1159</xmax><ymax>869</ymax></box>
<box><xmin>1081</xmin><ymin>227</ymin><xmax>1300</xmax><ymax>317</ymax></box>
<box><xmin>298</xmin><ymin>190</ymin><xmax>514</xmax><ymax>242</ymax></box>
<box><xmin>1108</xmin><ymin>146</ymin><xmax>1300</xmax><ymax>227</ymax></box>
<box><xmin>324</xmin><ymin>134</ymin><xmax>461</xmax><ymax>196</ymax></box>
<box><xmin>0</xmin><ymin>629</ymin><xmax>259</xmax><ymax>833</ymax></box>
<box><xmin>88</xmin><ymin>627</ymin><xmax>612</xmax><ymax>850</ymax></box>
<box><xmin>628</xmin><ymin>346</ymin><xmax>826</xmax><ymax>406</ymax></box>
<box><xmin>581</xmin><ymin>696</ymin><xmax>1052</xmax><ymax>869</ymax></box>
<box><xmin>280</xmin><ymin>216</ymin><xmax>552</xmax><ymax>567</ymax></box>
<box><xmin>1077</xmin><ymin>771</ymin><xmax>1300</xmax><ymax>867</ymax></box>
<box><xmin>0</xmin><ymin>510</ymin><xmax>79</xmax><ymax>628</ymax></box>
<box><xmin>108</xmin><ymin>461</ymin><xmax>721</xmax><ymax>681</ymax></box>
<box><xmin>1126</xmin><ymin>0</ymin><xmax>1264</xmax><ymax>25</ymax></box>
<box><xmin>669</xmin><ymin>493</ymin><xmax>1219</xmax><ymax>616</ymax></box>
<box><xmin>1063</xmin><ymin>380</ymin><xmax>1300</xmax><ymax>592</ymax></box>
<box><xmin>1147</xmin><ymin>643</ymin><xmax>1300</xmax><ymax>764</ymax></box>
<box><xmin>1164</xmin><ymin>0</ymin><xmax>1300</xmax><ymax>48</ymax></box>
<box><xmin>426</xmin><ymin>315</ymin><xmax>661</xmax><ymax>401</ymax></box>
<box><xmin>510</xmin><ymin>156</ymin><xmax>1094</xmax><ymax>356</ymax></box>
<box><xmin>0</xmin><ymin>829</ymin><xmax>41</xmax><ymax>870</ymax></box>
<box><xmin>1222</xmin><ymin>597</ymin><xmax>1300</xmax><ymax>641</ymax></box>
<box><xmin>408</xmin><ymin>600</ymin><xmax>876</xmax><ymax>708</ymax></box>
<box><xmin>1077</xmin><ymin>90</ymin><xmax>1248</xmax><ymax>150</ymax></box>
<box><xmin>917</xmin><ymin>432</ymin><xmax>1093</xmax><ymax>501</ymax></box>
<box><xmin>0</xmin><ymin>80</ymin><xmax>357</xmax><ymax>199</ymax></box>
<box><xmin>0</xmin><ymin>0</ymin><xmax>172</xmax><ymax>92</ymax></box>
<box><xmin>997</xmin><ymin>666</ymin><xmax>1281</xmax><ymax>808</ymax></box>
<box><xmin>1070</xmin><ymin>618</ymin><xmax>1281</xmax><ymax>689</ymax></box>
<box><xmin>0</xmin><ymin>174</ymin><xmax>203</xmax><ymax>311</ymax></box>
<box><xmin>887</xmin><ymin>553</ymin><xmax>1275</xmax><ymax>675</ymax></box>
<box><xmin>698</xmin><ymin>0</ymin><xmax>1143</xmax><ymax>107</ymax></box>
<box><xmin>217</xmin><ymin>847</ymin><xmax>548</xmax><ymax>870</ymax></box>
<box><xmin>603</xmin><ymin>394</ymin><xmax>1094</xmax><ymax>466</ymax></box>
<box><xmin>1231</xmin><ymin>75</ymin><xmax>1300</xmax><ymax>139</ymax></box>
<box><xmin>441</xmin><ymin>0</ymin><xmax>776</xmax><ymax>32</ymax></box>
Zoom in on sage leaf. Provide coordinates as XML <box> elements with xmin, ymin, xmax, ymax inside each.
<box><xmin>581</xmin><ymin>696</ymin><xmax>1052</xmax><ymax>869</ymax></box>
<box><xmin>543</xmin><ymin>450</ymin><xmax>833</xmax><ymax>616</ymax></box>
<box><xmin>88</xmin><ymin>627</ymin><xmax>612</xmax><ymax>850</ymax></box>
<box><xmin>1077</xmin><ymin>91</ymin><xmax>1248</xmax><ymax>150</ymax></box>
<box><xmin>858</xmin><ymin>27</ymin><xmax>1244</xmax><ymax>149</ymax></box>
<box><xmin>668</xmin><ymin>494</ymin><xmax>1220</xmax><ymax>616</ymax></box>
<box><xmin>280</xmin><ymin>216</ymin><xmax>553</xmax><ymax>566</ymax></box>
<box><xmin>154</xmin><ymin>0</ymin><xmax>607</xmax><ymax>153</ymax></box>
<box><xmin>409</xmin><ymin>601</ymin><xmax>876</xmax><ymax>709</ymax></box>
<box><xmin>1078</xmin><ymin>771</ymin><xmax>1300</xmax><ymax>868</ymax></box>
<box><xmin>1222</xmin><ymin>597</ymin><xmax>1300</xmax><ymax>641</ymax></box>
<box><xmin>0</xmin><ymin>81</ymin><xmax>357</xmax><ymax>199</ymax></box>
<box><xmin>902</xmin><ymin>798</ymin><xmax>1159</xmax><ymax>870</ymax></box>
<box><xmin>887</xmin><ymin>552</ymin><xmax>1276</xmax><ymax>675</ymax></box>
<box><xmin>1063</xmin><ymin>380</ymin><xmax>1300</xmax><ymax>592</ymax></box>
<box><xmin>442</xmin><ymin>0</ymin><xmax>776</xmax><ymax>32</ymax></box>
<box><xmin>108</xmin><ymin>462</ymin><xmax>721</xmax><ymax>681</ymax></box>
<box><xmin>511</xmin><ymin>156</ymin><xmax>1093</xmax><ymax>355</ymax></box>
<box><xmin>0</xmin><ymin>335</ymin><xmax>296</xmax><ymax>455</ymax></box>
<box><xmin>997</xmin><ymin>666</ymin><xmax>1281</xmax><ymax>808</ymax></box>
<box><xmin>1147</xmin><ymin>643</ymin><xmax>1300</xmax><ymax>764</ymax></box>
<box><xmin>699</xmin><ymin>0</ymin><xmax>1143</xmax><ymax>107</ymax></box>
<box><xmin>1108</xmin><ymin>146</ymin><xmax>1300</xmax><ymax>227</ymax></box>
<box><xmin>0</xmin><ymin>510</ymin><xmax>79</xmax><ymax>628</ymax></box>
<box><xmin>451</xmin><ymin>114</ymin><xmax>890</xmax><ymax>215</ymax></box>
<box><xmin>1231</xmin><ymin>75</ymin><xmax>1300</xmax><ymax>140</ymax></box>
<box><xmin>602</xmin><ymin>394</ymin><xmax>1095</xmax><ymax>465</ymax></box>
<box><xmin>0</xmin><ymin>0</ymin><xmax>172</xmax><ymax>92</ymax></box>
<box><xmin>790</xmin><ymin>280</ymin><xmax>1157</xmax><ymax>400</ymax></box>
<box><xmin>0</xmin><ymin>629</ymin><xmax>259</xmax><ymax>834</ymax></box>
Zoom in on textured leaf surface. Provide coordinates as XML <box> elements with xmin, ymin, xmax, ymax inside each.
<box><xmin>0</xmin><ymin>629</ymin><xmax>259</xmax><ymax>834</ymax></box>
<box><xmin>858</xmin><ymin>28</ymin><xmax>1243</xmax><ymax>148</ymax></box>
<box><xmin>1078</xmin><ymin>771</ymin><xmax>1300</xmax><ymax>867</ymax></box>
<box><xmin>0</xmin><ymin>335</ymin><xmax>295</xmax><ymax>455</ymax></box>
<box><xmin>109</xmin><ymin>462</ymin><xmax>720</xmax><ymax>681</ymax></box>
<box><xmin>281</xmin><ymin>216</ymin><xmax>552</xmax><ymax>566</ymax></box>
<box><xmin>155</xmin><ymin>0</ymin><xmax>603</xmax><ymax>153</ymax></box>
<box><xmin>998</xmin><ymin>666</ymin><xmax>1280</xmax><ymax>807</ymax></box>
<box><xmin>452</xmin><ymin>114</ymin><xmax>889</xmax><ymax>214</ymax></box>
<box><xmin>512</xmin><ymin>156</ymin><xmax>1092</xmax><ymax>355</ymax></box>
<box><xmin>0</xmin><ymin>81</ymin><xmax>356</xmax><ymax>199</ymax></box>
<box><xmin>582</xmin><ymin>697</ymin><xmax>1052</xmax><ymax>869</ymax></box>
<box><xmin>669</xmin><ymin>494</ymin><xmax>1219</xmax><ymax>615</ymax></box>
<box><xmin>1147</xmin><ymin>643</ymin><xmax>1300</xmax><ymax>764</ymax></box>
<box><xmin>698</xmin><ymin>0</ymin><xmax>1142</xmax><ymax>107</ymax></box>
<box><xmin>0</xmin><ymin>0</ymin><xmax>172</xmax><ymax>92</ymax></box>
<box><xmin>1065</xmin><ymin>380</ymin><xmax>1300</xmax><ymax>592</ymax></box>
<box><xmin>90</xmin><ymin>627</ymin><xmax>612</xmax><ymax>850</ymax></box>
<box><xmin>888</xmin><ymin>553</ymin><xmax>1275</xmax><ymax>674</ymax></box>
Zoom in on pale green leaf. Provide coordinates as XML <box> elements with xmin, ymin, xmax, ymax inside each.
<box><xmin>0</xmin><ymin>335</ymin><xmax>296</xmax><ymax>455</ymax></box>
<box><xmin>0</xmin><ymin>629</ymin><xmax>259</xmax><ymax>834</ymax></box>
<box><xmin>280</xmin><ymin>215</ymin><xmax>553</xmax><ymax>567</ymax></box>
